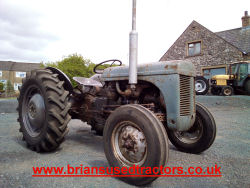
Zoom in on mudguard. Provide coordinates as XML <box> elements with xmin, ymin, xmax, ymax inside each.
<box><xmin>46</xmin><ymin>67</ymin><xmax>74</xmax><ymax>93</ymax></box>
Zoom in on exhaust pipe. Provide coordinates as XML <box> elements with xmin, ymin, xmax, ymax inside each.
<box><xmin>129</xmin><ymin>0</ymin><xmax>138</xmax><ymax>88</ymax></box>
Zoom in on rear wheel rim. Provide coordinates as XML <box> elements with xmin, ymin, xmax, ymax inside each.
<box><xmin>22</xmin><ymin>85</ymin><xmax>46</xmax><ymax>137</ymax></box>
<box><xmin>195</xmin><ymin>80</ymin><xmax>206</xmax><ymax>93</ymax></box>
<box><xmin>173</xmin><ymin>116</ymin><xmax>203</xmax><ymax>144</ymax></box>
<box><xmin>111</xmin><ymin>121</ymin><xmax>147</xmax><ymax>166</ymax></box>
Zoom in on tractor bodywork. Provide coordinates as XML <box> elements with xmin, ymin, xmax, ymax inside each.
<box><xmin>102</xmin><ymin>60</ymin><xmax>196</xmax><ymax>131</ymax></box>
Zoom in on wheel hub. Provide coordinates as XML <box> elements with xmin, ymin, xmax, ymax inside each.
<box><xmin>113</xmin><ymin>123</ymin><xmax>147</xmax><ymax>165</ymax></box>
<box><xmin>174</xmin><ymin>117</ymin><xmax>203</xmax><ymax>144</ymax></box>
<box><xmin>28</xmin><ymin>102</ymin><xmax>37</xmax><ymax>118</ymax></box>
<box><xmin>195</xmin><ymin>80</ymin><xmax>206</xmax><ymax>92</ymax></box>
<box><xmin>224</xmin><ymin>88</ymin><xmax>231</xmax><ymax>95</ymax></box>
<box><xmin>27</xmin><ymin>94</ymin><xmax>46</xmax><ymax>131</ymax></box>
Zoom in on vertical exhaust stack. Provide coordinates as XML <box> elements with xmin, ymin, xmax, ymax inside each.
<box><xmin>129</xmin><ymin>0</ymin><xmax>138</xmax><ymax>88</ymax></box>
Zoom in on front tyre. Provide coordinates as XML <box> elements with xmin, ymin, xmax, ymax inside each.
<box><xmin>222</xmin><ymin>86</ymin><xmax>233</xmax><ymax>96</ymax></box>
<box><xmin>103</xmin><ymin>104</ymin><xmax>168</xmax><ymax>186</ymax></box>
<box><xmin>211</xmin><ymin>87</ymin><xmax>221</xmax><ymax>95</ymax></box>
<box><xmin>167</xmin><ymin>103</ymin><xmax>216</xmax><ymax>154</ymax></box>
<box><xmin>17</xmin><ymin>69</ymin><xmax>71</xmax><ymax>152</ymax></box>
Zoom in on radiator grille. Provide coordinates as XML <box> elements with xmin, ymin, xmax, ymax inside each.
<box><xmin>180</xmin><ymin>75</ymin><xmax>191</xmax><ymax>116</ymax></box>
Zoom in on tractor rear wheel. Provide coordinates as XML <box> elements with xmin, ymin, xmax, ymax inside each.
<box><xmin>17</xmin><ymin>69</ymin><xmax>71</xmax><ymax>152</ymax></box>
<box><xmin>244</xmin><ymin>79</ymin><xmax>250</xmax><ymax>95</ymax></box>
<box><xmin>167</xmin><ymin>103</ymin><xmax>216</xmax><ymax>154</ymax></box>
<box><xmin>103</xmin><ymin>104</ymin><xmax>168</xmax><ymax>186</ymax></box>
<box><xmin>195</xmin><ymin>76</ymin><xmax>209</xmax><ymax>95</ymax></box>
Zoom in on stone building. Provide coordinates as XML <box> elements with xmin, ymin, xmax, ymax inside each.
<box><xmin>0</xmin><ymin>61</ymin><xmax>40</xmax><ymax>91</ymax></box>
<box><xmin>160</xmin><ymin>11</ymin><xmax>250</xmax><ymax>79</ymax></box>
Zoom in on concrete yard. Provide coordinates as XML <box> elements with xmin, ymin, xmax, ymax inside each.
<box><xmin>0</xmin><ymin>96</ymin><xmax>249</xmax><ymax>187</ymax></box>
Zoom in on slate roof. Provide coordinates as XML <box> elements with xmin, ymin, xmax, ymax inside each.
<box><xmin>0</xmin><ymin>61</ymin><xmax>40</xmax><ymax>72</ymax></box>
<box><xmin>216</xmin><ymin>26</ymin><xmax>250</xmax><ymax>54</ymax></box>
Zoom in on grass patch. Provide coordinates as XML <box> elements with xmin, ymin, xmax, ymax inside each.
<box><xmin>0</xmin><ymin>97</ymin><xmax>17</xmax><ymax>100</ymax></box>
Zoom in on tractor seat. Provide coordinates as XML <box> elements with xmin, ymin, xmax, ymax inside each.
<box><xmin>73</xmin><ymin>77</ymin><xmax>103</xmax><ymax>87</ymax></box>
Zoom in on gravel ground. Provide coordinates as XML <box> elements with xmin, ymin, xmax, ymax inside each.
<box><xmin>0</xmin><ymin>98</ymin><xmax>17</xmax><ymax>113</ymax></box>
<box><xmin>0</xmin><ymin>96</ymin><xmax>249</xmax><ymax>188</ymax></box>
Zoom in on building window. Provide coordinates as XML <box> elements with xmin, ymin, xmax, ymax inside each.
<box><xmin>16</xmin><ymin>72</ymin><xmax>26</xmax><ymax>78</ymax></box>
<box><xmin>188</xmin><ymin>41</ymin><xmax>201</xmax><ymax>56</ymax></box>
<box><xmin>202</xmin><ymin>67</ymin><xmax>226</xmax><ymax>80</ymax></box>
<box><xmin>0</xmin><ymin>71</ymin><xmax>2</xmax><ymax>77</ymax></box>
<box><xmin>14</xmin><ymin>83</ymin><xmax>22</xmax><ymax>91</ymax></box>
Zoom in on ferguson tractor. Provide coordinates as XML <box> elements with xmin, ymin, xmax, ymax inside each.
<box><xmin>17</xmin><ymin>0</ymin><xmax>216</xmax><ymax>185</ymax></box>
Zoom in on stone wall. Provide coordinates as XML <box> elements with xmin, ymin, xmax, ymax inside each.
<box><xmin>160</xmin><ymin>21</ymin><xmax>244</xmax><ymax>75</ymax></box>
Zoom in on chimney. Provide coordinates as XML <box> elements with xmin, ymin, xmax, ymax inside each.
<box><xmin>241</xmin><ymin>11</ymin><xmax>250</xmax><ymax>27</ymax></box>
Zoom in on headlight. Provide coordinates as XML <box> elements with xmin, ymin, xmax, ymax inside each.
<box><xmin>211</xmin><ymin>80</ymin><xmax>216</xmax><ymax>84</ymax></box>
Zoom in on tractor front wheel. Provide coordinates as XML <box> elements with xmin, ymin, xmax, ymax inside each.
<box><xmin>167</xmin><ymin>103</ymin><xmax>216</xmax><ymax>154</ymax></box>
<box><xmin>103</xmin><ymin>104</ymin><xmax>168</xmax><ymax>186</ymax></box>
<box><xmin>222</xmin><ymin>86</ymin><xmax>233</xmax><ymax>96</ymax></box>
<box><xmin>211</xmin><ymin>87</ymin><xmax>221</xmax><ymax>95</ymax></box>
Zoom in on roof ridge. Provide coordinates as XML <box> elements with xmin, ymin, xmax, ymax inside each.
<box><xmin>215</xmin><ymin>27</ymin><xmax>243</xmax><ymax>33</ymax></box>
<box><xmin>0</xmin><ymin>61</ymin><xmax>40</xmax><ymax>71</ymax></box>
<box><xmin>194</xmin><ymin>21</ymin><xmax>248</xmax><ymax>53</ymax></box>
<box><xmin>215</xmin><ymin>26</ymin><xmax>250</xmax><ymax>53</ymax></box>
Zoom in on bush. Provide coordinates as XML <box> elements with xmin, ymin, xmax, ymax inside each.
<box><xmin>42</xmin><ymin>54</ymin><xmax>96</xmax><ymax>87</ymax></box>
<box><xmin>0</xmin><ymin>82</ymin><xmax>4</xmax><ymax>90</ymax></box>
<box><xmin>0</xmin><ymin>82</ymin><xmax>4</xmax><ymax>93</ymax></box>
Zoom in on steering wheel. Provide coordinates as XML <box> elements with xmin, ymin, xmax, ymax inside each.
<box><xmin>93</xmin><ymin>59</ymin><xmax>122</xmax><ymax>74</ymax></box>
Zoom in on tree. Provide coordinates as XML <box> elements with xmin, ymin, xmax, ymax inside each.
<box><xmin>5</xmin><ymin>80</ymin><xmax>14</xmax><ymax>97</ymax></box>
<box><xmin>42</xmin><ymin>54</ymin><xmax>96</xmax><ymax>87</ymax></box>
<box><xmin>0</xmin><ymin>82</ymin><xmax>4</xmax><ymax>96</ymax></box>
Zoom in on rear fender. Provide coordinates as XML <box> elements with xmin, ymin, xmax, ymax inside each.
<box><xmin>46</xmin><ymin>67</ymin><xmax>74</xmax><ymax>93</ymax></box>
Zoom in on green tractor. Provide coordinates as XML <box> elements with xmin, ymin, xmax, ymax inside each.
<box><xmin>211</xmin><ymin>61</ymin><xmax>250</xmax><ymax>96</ymax></box>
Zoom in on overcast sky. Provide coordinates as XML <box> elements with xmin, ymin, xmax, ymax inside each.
<box><xmin>0</xmin><ymin>0</ymin><xmax>249</xmax><ymax>65</ymax></box>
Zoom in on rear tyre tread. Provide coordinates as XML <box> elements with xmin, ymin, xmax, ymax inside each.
<box><xmin>48</xmin><ymin>96</ymin><xmax>65</xmax><ymax>109</ymax></box>
<box><xmin>48</xmin><ymin>122</ymin><xmax>63</xmax><ymax>137</ymax></box>
<box><xmin>60</xmin><ymin>103</ymin><xmax>71</xmax><ymax>117</ymax></box>
<box><xmin>17</xmin><ymin>69</ymin><xmax>71</xmax><ymax>152</ymax></box>
<box><xmin>59</xmin><ymin>115</ymin><xmax>71</xmax><ymax>131</ymax></box>
<box><xmin>46</xmin><ymin>85</ymin><xmax>64</xmax><ymax>95</ymax></box>
<box><xmin>49</xmin><ymin>109</ymin><xmax>65</xmax><ymax>124</ymax></box>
